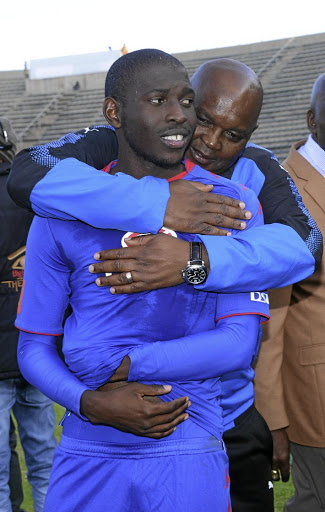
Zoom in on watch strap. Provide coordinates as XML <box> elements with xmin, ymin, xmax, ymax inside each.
<box><xmin>190</xmin><ymin>241</ymin><xmax>202</xmax><ymax>262</ymax></box>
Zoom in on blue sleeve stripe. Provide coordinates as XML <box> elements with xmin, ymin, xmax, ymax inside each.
<box><xmin>30</xmin><ymin>126</ymin><xmax>115</xmax><ymax>169</ymax></box>
<box><xmin>287</xmin><ymin>174</ymin><xmax>323</xmax><ymax>256</ymax></box>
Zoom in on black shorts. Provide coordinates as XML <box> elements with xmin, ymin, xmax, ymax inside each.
<box><xmin>223</xmin><ymin>405</ymin><xmax>274</xmax><ymax>512</ymax></box>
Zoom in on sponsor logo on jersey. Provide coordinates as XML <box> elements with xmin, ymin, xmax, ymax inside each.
<box><xmin>84</xmin><ymin>127</ymin><xmax>99</xmax><ymax>134</ymax></box>
<box><xmin>250</xmin><ymin>291</ymin><xmax>269</xmax><ymax>304</ymax></box>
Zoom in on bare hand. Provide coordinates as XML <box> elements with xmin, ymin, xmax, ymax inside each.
<box><xmin>271</xmin><ymin>428</ymin><xmax>290</xmax><ymax>482</ymax></box>
<box><xmin>80</xmin><ymin>382</ymin><xmax>190</xmax><ymax>439</ymax></box>
<box><xmin>89</xmin><ymin>233</ymin><xmax>205</xmax><ymax>293</ymax></box>
<box><xmin>165</xmin><ymin>180</ymin><xmax>251</xmax><ymax>235</ymax></box>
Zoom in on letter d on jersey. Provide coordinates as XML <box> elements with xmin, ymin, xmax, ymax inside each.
<box><xmin>250</xmin><ymin>291</ymin><xmax>269</xmax><ymax>304</ymax></box>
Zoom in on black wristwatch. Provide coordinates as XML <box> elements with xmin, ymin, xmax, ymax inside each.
<box><xmin>181</xmin><ymin>242</ymin><xmax>208</xmax><ymax>285</ymax></box>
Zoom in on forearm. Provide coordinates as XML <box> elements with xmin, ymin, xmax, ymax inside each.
<box><xmin>18</xmin><ymin>330</ymin><xmax>88</xmax><ymax>416</ymax></box>
<box><xmin>128</xmin><ymin>315</ymin><xmax>260</xmax><ymax>382</ymax></box>
<box><xmin>27</xmin><ymin>158</ymin><xmax>169</xmax><ymax>232</ymax></box>
<box><xmin>197</xmin><ymin>223</ymin><xmax>315</xmax><ymax>293</ymax></box>
<box><xmin>7</xmin><ymin>128</ymin><xmax>170</xmax><ymax>233</ymax></box>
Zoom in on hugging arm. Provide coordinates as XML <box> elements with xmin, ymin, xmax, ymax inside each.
<box><xmin>7</xmin><ymin>127</ymin><xmax>250</xmax><ymax>234</ymax></box>
<box><xmin>127</xmin><ymin>312</ymin><xmax>263</xmax><ymax>383</ymax></box>
<box><xmin>92</xmin><ymin>165</ymin><xmax>318</xmax><ymax>292</ymax></box>
<box><xmin>8</xmin><ymin>129</ymin><xmax>320</xmax><ymax>291</ymax></box>
<box><xmin>17</xmin><ymin>330</ymin><xmax>189</xmax><ymax>438</ymax></box>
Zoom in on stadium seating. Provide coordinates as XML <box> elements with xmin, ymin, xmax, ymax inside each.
<box><xmin>1</xmin><ymin>32</ymin><xmax>325</xmax><ymax>161</ymax></box>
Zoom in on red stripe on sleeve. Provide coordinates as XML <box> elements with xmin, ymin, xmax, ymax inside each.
<box><xmin>17</xmin><ymin>280</ymin><xmax>25</xmax><ymax>315</ymax></box>
<box><xmin>215</xmin><ymin>312</ymin><xmax>270</xmax><ymax>323</ymax></box>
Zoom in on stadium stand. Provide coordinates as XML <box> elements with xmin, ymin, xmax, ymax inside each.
<box><xmin>0</xmin><ymin>32</ymin><xmax>325</xmax><ymax>160</ymax></box>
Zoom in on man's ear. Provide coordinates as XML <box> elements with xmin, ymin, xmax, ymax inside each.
<box><xmin>307</xmin><ymin>109</ymin><xmax>317</xmax><ymax>137</ymax></box>
<box><xmin>103</xmin><ymin>97</ymin><xmax>121</xmax><ymax>128</ymax></box>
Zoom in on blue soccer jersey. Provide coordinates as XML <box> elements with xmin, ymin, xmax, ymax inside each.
<box><xmin>16</xmin><ymin>161</ymin><xmax>269</xmax><ymax>511</ymax></box>
<box><xmin>16</xmin><ymin>160</ymin><xmax>268</xmax><ymax>441</ymax></box>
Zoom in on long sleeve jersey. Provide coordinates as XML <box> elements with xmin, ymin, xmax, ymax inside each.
<box><xmin>16</xmin><ymin>164</ymin><xmax>268</xmax><ymax>440</ymax></box>
<box><xmin>7</xmin><ymin>126</ymin><xmax>322</xmax><ymax>291</ymax></box>
<box><xmin>9</xmin><ymin>127</ymin><xmax>322</xmax><ymax>428</ymax></box>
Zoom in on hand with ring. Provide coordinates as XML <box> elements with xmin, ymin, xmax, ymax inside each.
<box><xmin>125</xmin><ymin>271</ymin><xmax>133</xmax><ymax>284</ymax></box>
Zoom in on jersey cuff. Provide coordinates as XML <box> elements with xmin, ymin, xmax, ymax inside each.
<box><xmin>215</xmin><ymin>311</ymin><xmax>270</xmax><ymax>324</ymax></box>
<box><xmin>15</xmin><ymin>325</ymin><xmax>63</xmax><ymax>336</ymax></box>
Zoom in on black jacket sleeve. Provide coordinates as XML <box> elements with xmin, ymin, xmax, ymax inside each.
<box><xmin>7</xmin><ymin>125</ymin><xmax>118</xmax><ymax>210</ymax></box>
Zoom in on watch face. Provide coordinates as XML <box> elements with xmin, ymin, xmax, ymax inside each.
<box><xmin>185</xmin><ymin>265</ymin><xmax>207</xmax><ymax>285</ymax></box>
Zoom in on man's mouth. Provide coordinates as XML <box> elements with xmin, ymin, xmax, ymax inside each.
<box><xmin>163</xmin><ymin>134</ymin><xmax>184</xmax><ymax>141</ymax></box>
<box><xmin>161</xmin><ymin>131</ymin><xmax>190</xmax><ymax>149</ymax></box>
<box><xmin>190</xmin><ymin>146</ymin><xmax>216</xmax><ymax>164</ymax></box>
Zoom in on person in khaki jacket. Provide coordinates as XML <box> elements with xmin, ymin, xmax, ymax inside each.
<box><xmin>254</xmin><ymin>73</ymin><xmax>325</xmax><ymax>512</ymax></box>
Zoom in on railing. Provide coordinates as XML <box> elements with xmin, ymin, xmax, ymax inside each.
<box><xmin>257</xmin><ymin>37</ymin><xmax>296</xmax><ymax>77</ymax></box>
<box><xmin>18</xmin><ymin>93</ymin><xmax>64</xmax><ymax>141</ymax></box>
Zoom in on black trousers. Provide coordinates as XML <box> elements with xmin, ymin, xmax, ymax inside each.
<box><xmin>223</xmin><ymin>405</ymin><xmax>274</xmax><ymax>512</ymax></box>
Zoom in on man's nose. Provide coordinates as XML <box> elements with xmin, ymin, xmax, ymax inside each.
<box><xmin>166</xmin><ymin>102</ymin><xmax>187</xmax><ymax>123</ymax></box>
<box><xmin>202</xmin><ymin>129</ymin><xmax>222</xmax><ymax>150</ymax></box>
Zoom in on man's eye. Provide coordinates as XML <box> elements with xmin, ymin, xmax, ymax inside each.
<box><xmin>150</xmin><ymin>98</ymin><xmax>164</xmax><ymax>105</ymax></box>
<box><xmin>181</xmin><ymin>98</ymin><xmax>194</xmax><ymax>106</ymax></box>
<box><xmin>225</xmin><ymin>131</ymin><xmax>242</xmax><ymax>142</ymax></box>
<box><xmin>197</xmin><ymin>116</ymin><xmax>210</xmax><ymax>126</ymax></box>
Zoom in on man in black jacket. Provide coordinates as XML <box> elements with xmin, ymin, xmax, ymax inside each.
<box><xmin>0</xmin><ymin>118</ymin><xmax>57</xmax><ymax>512</ymax></box>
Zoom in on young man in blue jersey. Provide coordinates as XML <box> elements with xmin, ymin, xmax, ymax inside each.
<box><xmin>15</xmin><ymin>49</ymin><xmax>270</xmax><ymax>512</ymax></box>
<box><xmin>8</xmin><ymin>57</ymin><xmax>322</xmax><ymax>512</ymax></box>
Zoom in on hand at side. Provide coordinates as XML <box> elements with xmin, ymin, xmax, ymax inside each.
<box><xmin>271</xmin><ymin>428</ymin><xmax>290</xmax><ymax>482</ymax></box>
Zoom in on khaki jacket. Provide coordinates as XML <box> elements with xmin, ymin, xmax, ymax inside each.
<box><xmin>254</xmin><ymin>140</ymin><xmax>325</xmax><ymax>447</ymax></box>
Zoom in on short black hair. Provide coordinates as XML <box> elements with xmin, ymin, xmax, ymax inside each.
<box><xmin>104</xmin><ymin>49</ymin><xmax>186</xmax><ymax>105</ymax></box>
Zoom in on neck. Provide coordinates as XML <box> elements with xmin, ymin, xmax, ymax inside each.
<box><xmin>112</xmin><ymin>144</ymin><xmax>185</xmax><ymax>180</ymax></box>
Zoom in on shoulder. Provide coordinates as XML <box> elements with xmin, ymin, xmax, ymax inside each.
<box><xmin>29</xmin><ymin>125</ymin><xmax>117</xmax><ymax>169</ymax></box>
<box><xmin>29</xmin><ymin>216</ymin><xmax>77</xmax><ymax>246</ymax></box>
<box><xmin>240</xmin><ymin>143</ymin><xmax>281</xmax><ymax>174</ymax></box>
<box><xmin>238</xmin><ymin>143</ymin><xmax>287</xmax><ymax>184</ymax></box>
<box><xmin>233</xmin><ymin>143</ymin><xmax>290</xmax><ymax>197</ymax></box>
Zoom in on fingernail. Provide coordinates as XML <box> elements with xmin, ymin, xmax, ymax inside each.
<box><xmin>239</xmin><ymin>202</ymin><xmax>245</xmax><ymax>209</ymax></box>
<box><xmin>226</xmin><ymin>231</ymin><xmax>232</xmax><ymax>236</ymax></box>
<box><xmin>96</xmin><ymin>278</ymin><xmax>102</xmax><ymax>286</ymax></box>
<box><xmin>94</xmin><ymin>253</ymin><xmax>100</xmax><ymax>260</ymax></box>
<box><xmin>89</xmin><ymin>265</ymin><xmax>94</xmax><ymax>273</ymax></box>
<box><xmin>239</xmin><ymin>222</ymin><xmax>246</xmax><ymax>229</ymax></box>
<box><xmin>244</xmin><ymin>211</ymin><xmax>252</xmax><ymax>219</ymax></box>
<box><xmin>110</xmin><ymin>287</ymin><xmax>116</xmax><ymax>294</ymax></box>
<box><xmin>187</xmin><ymin>401</ymin><xmax>191</xmax><ymax>407</ymax></box>
<box><xmin>184</xmin><ymin>414</ymin><xmax>189</xmax><ymax>420</ymax></box>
